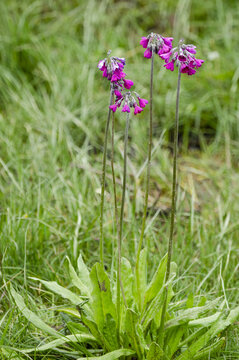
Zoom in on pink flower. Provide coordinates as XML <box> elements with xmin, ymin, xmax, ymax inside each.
<box><xmin>164</xmin><ymin>60</ymin><xmax>175</xmax><ymax>71</ymax></box>
<box><xmin>163</xmin><ymin>37</ymin><xmax>173</xmax><ymax>46</ymax></box>
<box><xmin>180</xmin><ymin>64</ymin><xmax>196</xmax><ymax>75</ymax></box>
<box><xmin>158</xmin><ymin>44</ymin><xmax>171</xmax><ymax>55</ymax></box>
<box><xmin>102</xmin><ymin>68</ymin><xmax>108</xmax><ymax>77</ymax></box>
<box><xmin>160</xmin><ymin>51</ymin><xmax>172</xmax><ymax>63</ymax></box>
<box><xmin>144</xmin><ymin>49</ymin><xmax>152</xmax><ymax>58</ymax></box>
<box><xmin>134</xmin><ymin>105</ymin><xmax>143</xmax><ymax>115</ymax></box>
<box><xmin>111</xmin><ymin>69</ymin><xmax>126</xmax><ymax>82</ymax></box>
<box><xmin>162</xmin><ymin>40</ymin><xmax>204</xmax><ymax>76</ymax></box>
<box><xmin>195</xmin><ymin>59</ymin><xmax>204</xmax><ymax>68</ymax></box>
<box><xmin>122</xmin><ymin>104</ymin><xmax>130</xmax><ymax>113</ymax></box>
<box><xmin>123</xmin><ymin>79</ymin><xmax>134</xmax><ymax>89</ymax></box>
<box><xmin>138</xmin><ymin>98</ymin><xmax>148</xmax><ymax>108</ymax></box>
<box><xmin>187</xmin><ymin>67</ymin><xmax>196</xmax><ymax>75</ymax></box>
<box><xmin>109</xmin><ymin>104</ymin><xmax>118</xmax><ymax>112</ymax></box>
<box><xmin>178</xmin><ymin>54</ymin><xmax>187</xmax><ymax>62</ymax></box>
<box><xmin>114</xmin><ymin>90</ymin><xmax>123</xmax><ymax>99</ymax></box>
<box><xmin>140</xmin><ymin>37</ymin><xmax>149</xmax><ymax>49</ymax></box>
<box><xmin>186</xmin><ymin>46</ymin><xmax>197</xmax><ymax>54</ymax></box>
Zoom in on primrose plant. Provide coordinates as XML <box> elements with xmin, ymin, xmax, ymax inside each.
<box><xmin>8</xmin><ymin>36</ymin><xmax>239</xmax><ymax>360</ymax></box>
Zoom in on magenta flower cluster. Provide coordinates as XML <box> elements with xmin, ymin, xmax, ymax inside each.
<box><xmin>109</xmin><ymin>90</ymin><xmax>148</xmax><ymax>115</ymax></box>
<box><xmin>140</xmin><ymin>33</ymin><xmax>173</xmax><ymax>59</ymax></box>
<box><xmin>98</xmin><ymin>50</ymin><xmax>148</xmax><ymax>115</ymax></box>
<box><xmin>140</xmin><ymin>35</ymin><xmax>204</xmax><ymax>76</ymax></box>
<box><xmin>162</xmin><ymin>40</ymin><xmax>204</xmax><ymax>75</ymax></box>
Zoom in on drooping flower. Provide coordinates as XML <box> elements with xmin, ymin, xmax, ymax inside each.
<box><xmin>162</xmin><ymin>40</ymin><xmax>204</xmax><ymax>75</ymax></box>
<box><xmin>114</xmin><ymin>90</ymin><xmax>123</xmax><ymax>99</ymax></box>
<box><xmin>144</xmin><ymin>49</ymin><xmax>152</xmax><ymax>59</ymax></box>
<box><xmin>123</xmin><ymin>79</ymin><xmax>134</xmax><ymax>89</ymax></box>
<box><xmin>134</xmin><ymin>105</ymin><xmax>143</xmax><ymax>115</ymax></box>
<box><xmin>98</xmin><ymin>50</ymin><xmax>126</xmax><ymax>81</ymax></box>
<box><xmin>140</xmin><ymin>33</ymin><xmax>173</xmax><ymax>60</ymax></box>
<box><xmin>108</xmin><ymin>89</ymin><xmax>148</xmax><ymax>116</ymax></box>
<box><xmin>164</xmin><ymin>60</ymin><xmax>175</xmax><ymax>71</ymax></box>
<box><xmin>122</xmin><ymin>104</ymin><xmax>131</xmax><ymax>113</ymax></box>
<box><xmin>138</xmin><ymin>97</ymin><xmax>148</xmax><ymax>108</ymax></box>
<box><xmin>140</xmin><ymin>37</ymin><xmax>149</xmax><ymax>48</ymax></box>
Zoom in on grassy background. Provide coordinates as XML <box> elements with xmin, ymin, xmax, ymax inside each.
<box><xmin>0</xmin><ymin>0</ymin><xmax>239</xmax><ymax>357</ymax></box>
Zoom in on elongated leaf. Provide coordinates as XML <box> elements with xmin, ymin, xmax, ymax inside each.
<box><xmin>125</xmin><ymin>309</ymin><xmax>144</xmax><ymax>359</ymax></box>
<box><xmin>30</xmin><ymin>277</ymin><xmax>82</xmax><ymax>305</ymax></box>
<box><xmin>144</xmin><ymin>254</ymin><xmax>168</xmax><ymax>306</ymax></box>
<box><xmin>165</xmin><ymin>298</ymin><xmax>221</xmax><ymax>329</ymax></box>
<box><xmin>121</xmin><ymin>257</ymin><xmax>133</xmax><ymax>305</ymax></box>
<box><xmin>55</xmin><ymin>307</ymin><xmax>81</xmax><ymax>319</ymax></box>
<box><xmin>165</xmin><ymin>327</ymin><xmax>185</xmax><ymax>358</ymax></box>
<box><xmin>21</xmin><ymin>333</ymin><xmax>97</xmax><ymax>353</ymax></box>
<box><xmin>1</xmin><ymin>348</ymin><xmax>26</xmax><ymax>359</ymax></box>
<box><xmin>102</xmin><ymin>314</ymin><xmax>118</xmax><ymax>351</ymax></box>
<box><xmin>147</xmin><ymin>342</ymin><xmax>164</xmax><ymax>360</ymax></box>
<box><xmin>137</xmin><ymin>248</ymin><xmax>147</xmax><ymax>308</ymax></box>
<box><xmin>77</xmin><ymin>348</ymin><xmax>135</xmax><ymax>360</ymax></box>
<box><xmin>188</xmin><ymin>312</ymin><xmax>221</xmax><ymax>327</ymax></box>
<box><xmin>67</xmin><ymin>321</ymin><xmax>90</xmax><ymax>335</ymax></box>
<box><xmin>177</xmin><ymin>306</ymin><xmax>239</xmax><ymax>359</ymax></box>
<box><xmin>194</xmin><ymin>337</ymin><xmax>225</xmax><ymax>359</ymax></box>
<box><xmin>141</xmin><ymin>286</ymin><xmax>164</xmax><ymax>330</ymax></box>
<box><xmin>77</xmin><ymin>253</ymin><xmax>92</xmax><ymax>290</ymax></box>
<box><xmin>10</xmin><ymin>285</ymin><xmax>60</xmax><ymax>338</ymax></box>
<box><xmin>67</xmin><ymin>256</ymin><xmax>92</xmax><ymax>298</ymax></box>
<box><xmin>90</xmin><ymin>263</ymin><xmax>116</xmax><ymax>331</ymax></box>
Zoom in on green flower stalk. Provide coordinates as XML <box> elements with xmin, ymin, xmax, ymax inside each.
<box><xmin>158</xmin><ymin>66</ymin><xmax>181</xmax><ymax>346</ymax></box>
<box><xmin>135</xmin><ymin>51</ymin><xmax>154</xmax><ymax>311</ymax></box>
<box><xmin>159</xmin><ymin>40</ymin><xmax>204</xmax><ymax>346</ymax></box>
<box><xmin>99</xmin><ymin>87</ymin><xmax>114</xmax><ymax>266</ymax></box>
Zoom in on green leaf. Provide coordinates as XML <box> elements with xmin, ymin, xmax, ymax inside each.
<box><xmin>67</xmin><ymin>321</ymin><xmax>90</xmax><ymax>335</ymax></box>
<box><xmin>90</xmin><ymin>263</ymin><xmax>116</xmax><ymax>331</ymax></box>
<box><xmin>67</xmin><ymin>255</ymin><xmax>92</xmax><ymax>298</ymax></box>
<box><xmin>188</xmin><ymin>312</ymin><xmax>221</xmax><ymax>327</ymax></box>
<box><xmin>141</xmin><ymin>286</ymin><xmax>164</xmax><ymax>331</ymax></box>
<box><xmin>147</xmin><ymin>342</ymin><xmax>164</xmax><ymax>360</ymax></box>
<box><xmin>193</xmin><ymin>337</ymin><xmax>225</xmax><ymax>359</ymax></box>
<box><xmin>1</xmin><ymin>347</ymin><xmax>26</xmax><ymax>359</ymax></box>
<box><xmin>10</xmin><ymin>285</ymin><xmax>60</xmax><ymax>338</ymax></box>
<box><xmin>165</xmin><ymin>298</ymin><xmax>221</xmax><ymax>329</ymax></box>
<box><xmin>102</xmin><ymin>314</ymin><xmax>118</xmax><ymax>351</ymax></box>
<box><xmin>20</xmin><ymin>333</ymin><xmax>97</xmax><ymax>353</ymax></box>
<box><xmin>78</xmin><ymin>254</ymin><xmax>92</xmax><ymax>293</ymax></box>
<box><xmin>76</xmin><ymin>348</ymin><xmax>135</xmax><ymax>360</ymax></box>
<box><xmin>144</xmin><ymin>254</ymin><xmax>168</xmax><ymax>307</ymax></box>
<box><xmin>135</xmin><ymin>248</ymin><xmax>147</xmax><ymax>309</ymax></box>
<box><xmin>165</xmin><ymin>327</ymin><xmax>185</xmax><ymax>358</ymax></box>
<box><xmin>121</xmin><ymin>257</ymin><xmax>134</xmax><ymax>305</ymax></box>
<box><xmin>30</xmin><ymin>277</ymin><xmax>82</xmax><ymax>305</ymax></box>
<box><xmin>186</xmin><ymin>293</ymin><xmax>194</xmax><ymax>308</ymax></box>
<box><xmin>56</xmin><ymin>307</ymin><xmax>81</xmax><ymax>319</ymax></box>
<box><xmin>125</xmin><ymin>309</ymin><xmax>144</xmax><ymax>359</ymax></box>
<box><xmin>177</xmin><ymin>306</ymin><xmax>239</xmax><ymax>359</ymax></box>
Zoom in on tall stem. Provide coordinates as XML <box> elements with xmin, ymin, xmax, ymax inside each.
<box><xmin>111</xmin><ymin>108</ymin><xmax>120</xmax><ymax>239</ymax></box>
<box><xmin>100</xmin><ymin>87</ymin><xmax>113</xmax><ymax>266</ymax></box>
<box><xmin>135</xmin><ymin>51</ymin><xmax>154</xmax><ymax>310</ymax></box>
<box><xmin>117</xmin><ymin>112</ymin><xmax>130</xmax><ymax>335</ymax></box>
<box><xmin>159</xmin><ymin>67</ymin><xmax>181</xmax><ymax>346</ymax></box>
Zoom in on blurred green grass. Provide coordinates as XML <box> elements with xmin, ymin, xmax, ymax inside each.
<box><xmin>0</xmin><ymin>0</ymin><xmax>239</xmax><ymax>357</ymax></box>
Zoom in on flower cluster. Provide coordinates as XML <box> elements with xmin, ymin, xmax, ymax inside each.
<box><xmin>140</xmin><ymin>33</ymin><xmax>173</xmax><ymax>59</ymax></box>
<box><xmin>98</xmin><ymin>50</ymin><xmax>148</xmax><ymax>115</ymax></box>
<box><xmin>161</xmin><ymin>40</ymin><xmax>204</xmax><ymax>75</ymax></box>
<box><xmin>98</xmin><ymin>50</ymin><xmax>134</xmax><ymax>87</ymax></box>
<box><xmin>109</xmin><ymin>89</ymin><xmax>148</xmax><ymax>115</ymax></box>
